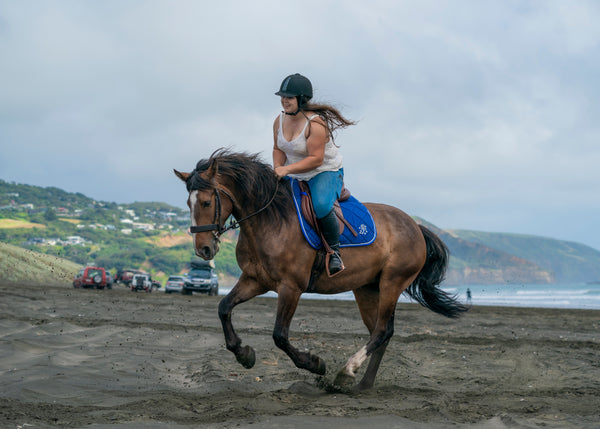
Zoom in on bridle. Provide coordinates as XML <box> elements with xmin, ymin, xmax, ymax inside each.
<box><xmin>189</xmin><ymin>180</ymin><xmax>280</xmax><ymax>239</ymax></box>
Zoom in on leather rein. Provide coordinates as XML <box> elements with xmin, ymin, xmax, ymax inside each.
<box><xmin>189</xmin><ymin>180</ymin><xmax>280</xmax><ymax>238</ymax></box>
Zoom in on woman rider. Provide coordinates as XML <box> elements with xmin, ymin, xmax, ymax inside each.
<box><xmin>272</xmin><ymin>73</ymin><xmax>355</xmax><ymax>276</ymax></box>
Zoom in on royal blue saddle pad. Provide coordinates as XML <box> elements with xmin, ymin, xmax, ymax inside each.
<box><xmin>289</xmin><ymin>178</ymin><xmax>377</xmax><ymax>250</ymax></box>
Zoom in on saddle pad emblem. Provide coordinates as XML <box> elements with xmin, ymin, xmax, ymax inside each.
<box><xmin>290</xmin><ymin>178</ymin><xmax>377</xmax><ymax>250</ymax></box>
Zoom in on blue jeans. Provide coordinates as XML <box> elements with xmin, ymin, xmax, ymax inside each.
<box><xmin>307</xmin><ymin>169</ymin><xmax>344</xmax><ymax>218</ymax></box>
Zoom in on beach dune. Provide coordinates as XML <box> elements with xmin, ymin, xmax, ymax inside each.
<box><xmin>1</xmin><ymin>282</ymin><xmax>598</xmax><ymax>428</ymax></box>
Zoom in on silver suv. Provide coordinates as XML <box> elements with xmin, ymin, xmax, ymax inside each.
<box><xmin>165</xmin><ymin>276</ymin><xmax>186</xmax><ymax>294</ymax></box>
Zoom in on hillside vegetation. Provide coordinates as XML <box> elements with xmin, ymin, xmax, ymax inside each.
<box><xmin>0</xmin><ymin>179</ymin><xmax>242</xmax><ymax>284</ymax></box>
<box><xmin>0</xmin><ymin>242</ymin><xmax>81</xmax><ymax>285</ymax></box>
<box><xmin>2</xmin><ymin>179</ymin><xmax>600</xmax><ymax>285</ymax></box>
<box><xmin>446</xmin><ymin>230</ymin><xmax>600</xmax><ymax>283</ymax></box>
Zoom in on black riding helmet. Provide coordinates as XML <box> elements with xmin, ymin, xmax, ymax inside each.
<box><xmin>276</xmin><ymin>74</ymin><xmax>313</xmax><ymax>115</ymax></box>
<box><xmin>275</xmin><ymin>73</ymin><xmax>313</xmax><ymax>99</ymax></box>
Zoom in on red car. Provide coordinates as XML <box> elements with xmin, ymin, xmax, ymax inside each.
<box><xmin>73</xmin><ymin>267</ymin><xmax>111</xmax><ymax>290</ymax></box>
<box><xmin>115</xmin><ymin>269</ymin><xmax>145</xmax><ymax>286</ymax></box>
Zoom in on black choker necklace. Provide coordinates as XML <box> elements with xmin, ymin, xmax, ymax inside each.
<box><xmin>283</xmin><ymin>109</ymin><xmax>300</xmax><ymax>116</ymax></box>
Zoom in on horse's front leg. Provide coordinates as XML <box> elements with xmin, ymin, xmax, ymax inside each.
<box><xmin>218</xmin><ymin>275</ymin><xmax>266</xmax><ymax>369</ymax></box>
<box><xmin>273</xmin><ymin>287</ymin><xmax>326</xmax><ymax>375</ymax></box>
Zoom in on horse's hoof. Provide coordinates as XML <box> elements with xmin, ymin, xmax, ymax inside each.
<box><xmin>333</xmin><ymin>369</ymin><xmax>355</xmax><ymax>388</ymax></box>
<box><xmin>355</xmin><ymin>379</ymin><xmax>374</xmax><ymax>391</ymax></box>
<box><xmin>309</xmin><ymin>356</ymin><xmax>326</xmax><ymax>375</ymax></box>
<box><xmin>236</xmin><ymin>345</ymin><xmax>256</xmax><ymax>369</ymax></box>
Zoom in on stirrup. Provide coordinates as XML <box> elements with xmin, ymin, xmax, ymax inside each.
<box><xmin>326</xmin><ymin>250</ymin><xmax>345</xmax><ymax>277</ymax></box>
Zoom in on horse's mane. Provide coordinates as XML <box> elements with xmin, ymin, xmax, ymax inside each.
<box><xmin>186</xmin><ymin>148</ymin><xmax>293</xmax><ymax>224</ymax></box>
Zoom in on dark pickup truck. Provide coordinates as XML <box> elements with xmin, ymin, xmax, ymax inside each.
<box><xmin>182</xmin><ymin>260</ymin><xmax>219</xmax><ymax>296</ymax></box>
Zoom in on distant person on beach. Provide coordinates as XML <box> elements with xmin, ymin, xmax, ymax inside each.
<box><xmin>466</xmin><ymin>288</ymin><xmax>472</xmax><ymax>305</ymax></box>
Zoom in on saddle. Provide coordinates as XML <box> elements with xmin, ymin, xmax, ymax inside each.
<box><xmin>289</xmin><ymin>178</ymin><xmax>377</xmax><ymax>251</ymax></box>
<box><xmin>298</xmin><ymin>181</ymin><xmax>356</xmax><ymax>249</ymax></box>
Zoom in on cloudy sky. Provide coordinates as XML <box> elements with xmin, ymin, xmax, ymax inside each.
<box><xmin>1</xmin><ymin>1</ymin><xmax>599</xmax><ymax>251</ymax></box>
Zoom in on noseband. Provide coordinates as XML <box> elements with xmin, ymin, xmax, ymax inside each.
<box><xmin>189</xmin><ymin>180</ymin><xmax>280</xmax><ymax>238</ymax></box>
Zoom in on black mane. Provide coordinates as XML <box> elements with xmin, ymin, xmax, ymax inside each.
<box><xmin>187</xmin><ymin>149</ymin><xmax>293</xmax><ymax>224</ymax></box>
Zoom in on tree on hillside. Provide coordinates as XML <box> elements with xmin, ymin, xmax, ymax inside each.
<box><xmin>44</xmin><ymin>208</ymin><xmax>57</xmax><ymax>222</ymax></box>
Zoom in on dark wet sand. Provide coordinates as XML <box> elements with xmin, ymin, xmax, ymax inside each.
<box><xmin>1</xmin><ymin>282</ymin><xmax>599</xmax><ymax>428</ymax></box>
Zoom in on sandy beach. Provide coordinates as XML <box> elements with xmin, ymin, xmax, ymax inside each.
<box><xmin>1</xmin><ymin>281</ymin><xmax>598</xmax><ymax>428</ymax></box>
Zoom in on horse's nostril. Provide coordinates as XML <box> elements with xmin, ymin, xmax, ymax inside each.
<box><xmin>195</xmin><ymin>246</ymin><xmax>211</xmax><ymax>260</ymax></box>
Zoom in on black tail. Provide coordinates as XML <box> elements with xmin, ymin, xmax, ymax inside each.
<box><xmin>405</xmin><ymin>225</ymin><xmax>468</xmax><ymax>318</ymax></box>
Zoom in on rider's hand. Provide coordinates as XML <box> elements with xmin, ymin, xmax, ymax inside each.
<box><xmin>274</xmin><ymin>166</ymin><xmax>289</xmax><ymax>179</ymax></box>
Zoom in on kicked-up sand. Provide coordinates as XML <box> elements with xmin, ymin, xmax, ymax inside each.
<box><xmin>0</xmin><ymin>281</ymin><xmax>598</xmax><ymax>428</ymax></box>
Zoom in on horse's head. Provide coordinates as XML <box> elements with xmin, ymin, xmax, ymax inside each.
<box><xmin>174</xmin><ymin>158</ymin><xmax>234</xmax><ymax>260</ymax></box>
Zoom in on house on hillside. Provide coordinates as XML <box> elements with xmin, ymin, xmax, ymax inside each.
<box><xmin>23</xmin><ymin>237</ymin><xmax>45</xmax><ymax>246</ymax></box>
<box><xmin>133</xmin><ymin>222</ymin><xmax>154</xmax><ymax>231</ymax></box>
<box><xmin>66</xmin><ymin>236</ymin><xmax>85</xmax><ymax>245</ymax></box>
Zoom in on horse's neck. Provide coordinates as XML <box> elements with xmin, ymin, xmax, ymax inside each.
<box><xmin>226</xmin><ymin>178</ymin><xmax>294</xmax><ymax>246</ymax></box>
<box><xmin>236</xmin><ymin>217</ymin><xmax>276</xmax><ymax>244</ymax></box>
<box><xmin>235</xmin><ymin>207</ymin><xmax>294</xmax><ymax>251</ymax></box>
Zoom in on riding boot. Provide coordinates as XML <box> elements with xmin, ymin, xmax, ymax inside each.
<box><xmin>318</xmin><ymin>209</ymin><xmax>345</xmax><ymax>276</ymax></box>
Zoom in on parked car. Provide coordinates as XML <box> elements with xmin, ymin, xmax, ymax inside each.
<box><xmin>131</xmin><ymin>273</ymin><xmax>152</xmax><ymax>292</ymax></box>
<box><xmin>106</xmin><ymin>272</ymin><xmax>113</xmax><ymax>290</ymax></box>
<box><xmin>182</xmin><ymin>261</ymin><xmax>219</xmax><ymax>296</ymax></box>
<box><xmin>115</xmin><ymin>269</ymin><xmax>145</xmax><ymax>286</ymax></box>
<box><xmin>165</xmin><ymin>276</ymin><xmax>186</xmax><ymax>294</ymax></box>
<box><xmin>151</xmin><ymin>279</ymin><xmax>162</xmax><ymax>291</ymax></box>
<box><xmin>73</xmin><ymin>267</ymin><xmax>110</xmax><ymax>290</ymax></box>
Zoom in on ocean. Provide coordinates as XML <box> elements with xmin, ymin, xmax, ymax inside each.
<box><xmin>219</xmin><ymin>283</ymin><xmax>600</xmax><ymax>310</ymax></box>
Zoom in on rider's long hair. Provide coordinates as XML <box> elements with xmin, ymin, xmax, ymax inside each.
<box><xmin>298</xmin><ymin>97</ymin><xmax>356</xmax><ymax>145</ymax></box>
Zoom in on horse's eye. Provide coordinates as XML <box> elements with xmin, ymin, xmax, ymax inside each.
<box><xmin>202</xmin><ymin>201</ymin><xmax>211</xmax><ymax>208</ymax></box>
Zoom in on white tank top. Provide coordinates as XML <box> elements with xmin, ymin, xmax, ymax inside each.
<box><xmin>276</xmin><ymin>112</ymin><xmax>343</xmax><ymax>181</ymax></box>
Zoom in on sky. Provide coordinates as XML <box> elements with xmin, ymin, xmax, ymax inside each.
<box><xmin>1</xmin><ymin>1</ymin><xmax>599</xmax><ymax>251</ymax></box>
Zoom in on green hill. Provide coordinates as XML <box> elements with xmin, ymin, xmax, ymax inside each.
<box><xmin>0</xmin><ymin>242</ymin><xmax>81</xmax><ymax>285</ymax></box>
<box><xmin>446</xmin><ymin>229</ymin><xmax>600</xmax><ymax>283</ymax></box>
<box><xmin>414</xmin><ymin>217</ymin><xmax>600</xmax><ymax>285</ymax></box>
<box><xmin>0</xmin><ymin>178</ymin><xmax>243</xmax><ymax>283</ymax></box>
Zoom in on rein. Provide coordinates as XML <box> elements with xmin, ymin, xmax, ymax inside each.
<box><xmin>189</xmin><ymin>180</ymin><xmax>280</xmax><ymax>238</ymax></box>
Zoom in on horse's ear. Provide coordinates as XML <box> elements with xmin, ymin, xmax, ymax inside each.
<box><xmin>207</xmin><ymin>159</ymin><xmax>219</xmax><ymax>179</ymax></box>
<box><xmin>174</xmin><ymin>169</ymin><xmax>190</xmax><ymax>182</ymax></box>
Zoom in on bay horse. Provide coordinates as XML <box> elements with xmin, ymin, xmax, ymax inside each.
<box><xmin>174</xmin><ymin>149</ymin><xmax>467</xmax><ymax>390</ymax></box>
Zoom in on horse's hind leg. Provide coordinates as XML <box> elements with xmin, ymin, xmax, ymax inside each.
<box><xmin>356</xmin><ymin>340</ymin><xmax>389</xmax><ymax>390</ymax></box>
<box><xmin>350</xmin><ymin>285</ymin><xmax>391</xmax><ymax>390</ymax></box>
<box><xmin>335</xmin><ymin>278</ymin><xmax>409</xmax><ymax>389</ymax></box>
<box><xmin>218</xmin><ymin>275</ymin><xmax>267</xmax><ymax>369</ymax></box>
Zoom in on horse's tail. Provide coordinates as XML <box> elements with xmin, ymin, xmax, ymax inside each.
<box><xmin>405</xmin><ymin>225</ymin><xmax>468</xmax><ymax>318</ymax></box>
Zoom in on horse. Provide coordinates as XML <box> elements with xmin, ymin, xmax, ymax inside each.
<box><xmin>174</xmin><ymin>149</ymin><xmax>468</xmax><ymax>390</ymax></box>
